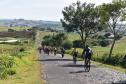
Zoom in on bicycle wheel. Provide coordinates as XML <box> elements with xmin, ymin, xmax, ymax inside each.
<box><xmin>84</xmin><ymin>61</ymin><xmax>90</xmax><ymax>72</ymax></box>
<box><xmin>86</xmin><ymin>63</ymin><xmax>90</xmax><ymax>72</ymax></box>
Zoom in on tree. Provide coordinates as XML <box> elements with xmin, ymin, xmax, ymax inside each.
<box><xmin>42</xmin><ymin>33</ymin><xmax>67</xmax><ymax>47</ymax></box>
<box><xmin>99</xmin><ymin>0</ymin><xmax>126</xmax><ymax>59</ymax></box>
<box><xmin>52</xmin><ymin>33</ymin><xmax>67</xmax><ymax>47</ymax></box>
<box><xmin>61</xmin><ymin>1</ymin><xmax>100</xmax><ymax>49</ymax></box>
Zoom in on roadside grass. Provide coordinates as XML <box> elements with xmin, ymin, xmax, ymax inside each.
<box><xmin>92</xmin><ymin>61</ymin><xmax>126</xmax><ymax>74</ymax></box>
<box><xmin>0</xmin><ymin>48</ymin><xmax>44</xmax><ymax>84</ymax></box>
<box><xmin>65</xmin><ymin>54</ymin><xmax>126</xmax><ymax>73</ymax></box>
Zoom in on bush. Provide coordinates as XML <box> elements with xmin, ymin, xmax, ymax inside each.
<box><xmin>99</xmin><ymin>39</ymin><xmax>110</xmax><ymax>47</ymax></box>
<box><xmin>11</xmin><ymin>41</ymin><xmax>21</xmax><ymax>45</ymax></box>
<box><xmin>12</xmin><ymin>51</ymin><xmax>27</xmax><ymax>59</ymax></box>
<box><xmin>0</xmin><ymin>55</ymin><xmax>14</xmax><ymax>68</ymax></box>
<box><xmin>7</xmin><ymin>68</ymin><xmax>16</xmax><ymax>75</ymax></box>
<box><xmin>19</xmin><ymin>48</ymin><xmax>25</xmax><ymax>52</ymax></box>
<box><xmin>115</xmin><ymin>34</ymin><xmax>122</xmax><ymax>40</ymax></box>
<box><xmin>98</xmin><ymin>35</ymin><xmax>106</xmax><ymax>40</ymax></box>
<box><xmin>92</xmin><ymin>53</ymin><xmax>126</xmax><ymax>68</ymax></box>
<box><xmin>23</xmin><ymin>40</ymin><xmax>29</xmax><ymax>44</ymax></box>
<box><xmin>90</xmin><ymin>41</ymin><xmax>99</xmax><ymax>46</ymax></box>
<box><xmin>87</xmin><ymin>39</ymin><xmax>99</xmax><ymax>46</ymax></box>
<box><xmin>8</xmin><ymin>29</ymin><xmax>15</xmax><ymax>32</ymax></box>
<box><xmin>62</xmin><ymin>41</ymin><xmax>73</xmax><ymax>50</ymax></box>
<box><xmin>104</xmin><ymin>32</ymin><xmax>111</xmax><ymax>38</ymax></box>
<box><xmin>73</xmin><ymin>40</ymin><xmax>82</xmax><ymax>48</ymax></box>
<box><xmin>0</xmin><ymin>55</ymin><xmax>15</xmax><ymax>79</ymax></box>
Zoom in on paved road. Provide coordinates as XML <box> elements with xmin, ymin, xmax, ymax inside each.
<box><xmin>39</xmin><ymin>52</ymin><xmax>126</xmax><ymax>84</ymax></box>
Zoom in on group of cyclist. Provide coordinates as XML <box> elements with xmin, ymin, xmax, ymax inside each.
<box><xmin>38</xmin><ymin>43</ymin><xmax>93</xmax><ymax>71</ymax></box>
<box><xmin>38</xmin><ymin>45</ymin><xmax>57</xmax><ymax>56</ymax></box>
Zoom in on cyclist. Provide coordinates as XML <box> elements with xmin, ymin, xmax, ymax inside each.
<box><xmin>72</xmin><ymin>48</ymin><xmax>78</xmax><ymax>64</ymax></box>
<box><xmin>61</xmin><ymin>47</ymin><xmax>65</xmax><ymax>58</ymax></box>
<box><xmin>50</xmin><ymin>47</ymin><xmax>53</xmax><ymax>54</ymax></box>
<box><xmin>38</xmin><ymin>45</ymin><xmax>42</xmax><ymax>54</ymax></box>
<box><xmin>84</xmin><ymin>45</ymin><xmax>93</xmax><ymax>67</ymax></box>
<box><xmin>54</xmin><ymin>47</ymin><xmax>57</xmax><ymax>56</ymax></box>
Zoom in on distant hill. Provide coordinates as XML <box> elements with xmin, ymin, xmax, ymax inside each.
<box><xmin>0</xmin><ymin>19</ymin><xmax>63</xmax><ymax>29</ymax></box>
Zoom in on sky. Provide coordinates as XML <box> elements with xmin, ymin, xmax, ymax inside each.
<box><xmin>0</xmin><ymin>0</ymin><xmax>112</xmax><ymax>21</ymax></box>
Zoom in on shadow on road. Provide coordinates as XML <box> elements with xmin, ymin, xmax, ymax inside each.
<box><xmin>61</xmin><ymin>64</ymin><xmax>96</xmax><ymax>68</ymax></box>
<box><xmin>35</xmin><ymin>58</ymin><xmax>83</xmax><ymax>62</ymax></box>
<box><xmin>69</xmin><ymin>70</ymin><xmax>86</xmax><ymax>74</ymax></box>
<box><xmin>112</xmin><ymin>80</ymin><xmax>126</xmax><ymax>84</ymax></box>
<box><xmin>34</xmin><ymin>58</ymin><xmax>73</xmax><ymax>61</ymax></box>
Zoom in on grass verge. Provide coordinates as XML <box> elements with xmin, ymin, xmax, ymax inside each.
<box><xmin>0</xmin><ymin>48</ymin><xmax>44</xmax><ymax>84</ymax></box>
<box><xmin>65</xmin><ymin>54</ymin><xmax>126</xmax><ymax>74</ymax></box>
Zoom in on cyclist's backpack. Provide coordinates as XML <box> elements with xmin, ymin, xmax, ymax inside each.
<box><xmin>89</xmin><ymin>48</ymin><xmax>93</xmax><ymax>55</ymax></box>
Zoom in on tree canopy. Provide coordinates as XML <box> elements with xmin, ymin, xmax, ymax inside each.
<box><xmin>61</xmin><ymin>1</ymin><xmax>101</xmax><ymax>48</ymax></box>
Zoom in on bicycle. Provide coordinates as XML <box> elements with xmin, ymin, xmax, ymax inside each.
<box><xmin>61</xmin><ymin>52</ymin><xmax>64</xmax><ymax>58</ymax></box>
<box><xmin>73</xmin><ymin>56</ymin><xmax>77</xmax><ymax>64</ymax></box>
<box><xmin>84</xmin><ymin>58</ymin><xmax>91</xmax><ymax>72</ymax></box>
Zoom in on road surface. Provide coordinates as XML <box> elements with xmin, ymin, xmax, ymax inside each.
<box><xmin>39</xmin><ymin>52</ymin><xmax>126</xmax><ymax>84</ymax></box>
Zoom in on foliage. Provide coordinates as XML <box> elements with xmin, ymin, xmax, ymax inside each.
<box><xmin>0</xmin><ymin>55</ymin><xmax>15</xmax><ymax>79</ymax></box>
<box><xmin>98</xmin><ymin>35</ymin><xmax>106</xmax><ymax>40</ymax></box>
<box><xmin>62</xmin><ymin>40</ymin><xmax>73</xmax><ymax>49</ymax></box>
<box><xmin>99</xmin><ymin>0</ymin><xmax>126</xmax><ymax>59</ymax></box>
<box><xmin>104</xmin><ymin>32</ymin><xmax>111</xmax><ymax>38</ymax></box>
<box><xmin>8</xmin><ymin>29</ymin><xmax>16</xmax><ymax>32</ymax></box>
<box><xmin>92</xmin><ymin>53</ymin><xmax>126</xmax><ymax>68</ymax></box>
<box><xmin>73</xmin><ymin>40</ymin><xmax>82</xmax><ymax>48</ymax></box>
<box><xmin>42</xmin><ymin>33</ymin><xmax>67</xmax><ymax>47</ymax></box>
<box><xmin>61</xmin><ymin>1</ymin><xmax>101</xmax><ymax>48</ymax></box>
<box><xmin>99</xmin><ymin>39</ymin><xmax>110</xmax><ymax>47</ymax></box>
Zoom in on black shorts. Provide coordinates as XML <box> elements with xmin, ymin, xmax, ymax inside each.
<box><xmin>85</xmin><ymin>53</ymin><xmax>91</xmax><ymax>60</ymax></box>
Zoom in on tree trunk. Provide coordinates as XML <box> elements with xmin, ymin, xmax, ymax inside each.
<box><xmin>81</xmin><ymin>35</ymin><xmax>88</xmax><ymax>59</ymax></box>
<box><xmin>108</xmin><ymin>38</ymin><xmax>116</xmax><ymax>59</ymax></box>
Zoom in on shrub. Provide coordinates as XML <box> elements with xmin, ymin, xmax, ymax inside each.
<box><xmin>104</xmin><ymin>32</ymin><xmax>111</xmax><ymax>38</ymax></box>
<box><xmin>99</xmin><ymin>39</ymin><xmax>110</xmax><ymax>47</ymax></box>
<box><xmin>23</xmin><ymin>40</ymin><xmax>29</xmax><ymax>44</ymax></box>
<box><xmin>73</xmin><ymin>40</ymin><xmax>82</xmax><ymax>48</ymax></box>
<box><xmin>98</xmin><ymin>35</ymin><xmax>106</xmax><ymax>40</ymax></box>
<box><xmin>13</xmin><ymin>51</ymin><xmax>27</xmax><ymax>59</ymax></box>
<box><xmin>12</xmin><ymin>41</ymin><xmax>21</xmax><ymax>45</ymax></box>
<box><xmin>0</xmin><ymin>55</ymin><xmax>14</xmax><ymax>68</ymax></box>
<box><xmin>19</xmin><ymin>48</ymin><xmax>25</xmax><ymax>52</ymax></box>
<box><xmin>7</xmin><ymin>68</ymin><xmax>16</xmax><ymax>75</ymax></box>
<box><xmin>90</xmin><ymin>41</ymin><xmax>99</xmax><ymax>46</ymax></box>
<box><xmin>62</xmin><ymin>41</ymin><xmax>73</xmax><ymax>50</ymax></box>
<box><xmin>0</xmin><ymin>55</ymin><xmax>15</xmax><ymax>79</ymax></box>
<box><xmin>8</xmin><ymin>29</ymin><xmax>15</xmax><ymax>32</ymax></box>
<box><xmin>92</xmin><ymin>53</ymin><xmax>126</xmax><ymax>68</ymax></box>
<box><xmin>115</xmin><ymin>34</ymin><xmax>122</xmax><ymax>40</ymax></box>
